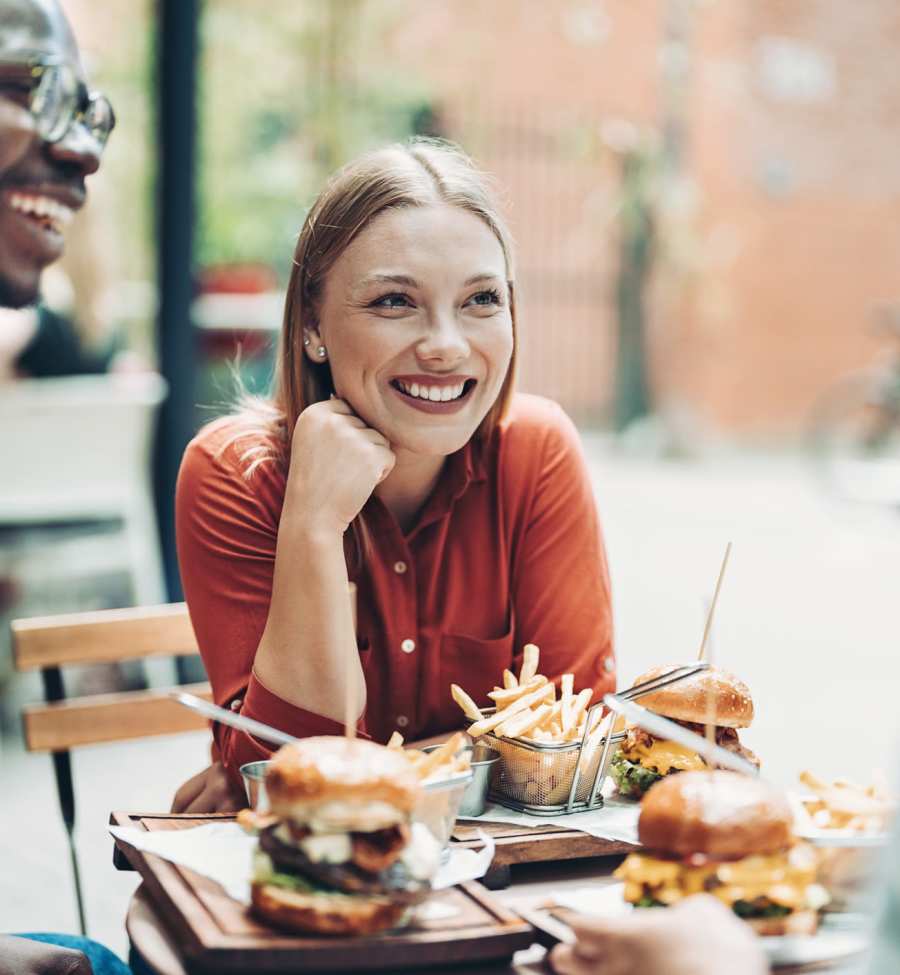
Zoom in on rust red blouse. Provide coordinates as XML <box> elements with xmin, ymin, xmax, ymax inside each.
<box><xmin>176</xmin><ymin>393</ymin><xmax>615</xmax><ymax>781</ymax></box>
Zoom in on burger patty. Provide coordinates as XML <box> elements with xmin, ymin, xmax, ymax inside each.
<box><xmin>259</xmin><ymin>825</ymin><xmax>430</xmax><ymax>904</ymax></box>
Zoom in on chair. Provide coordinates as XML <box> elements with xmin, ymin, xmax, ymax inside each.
<box><xmin>11</xmin><ymin>602</ymin><xmax>211</xmax><ymax>935</ymax></box>
<box><xmin>0</xmin><ymin>372</ymin><xmax>168</xmax><ymax>596</ymax></box>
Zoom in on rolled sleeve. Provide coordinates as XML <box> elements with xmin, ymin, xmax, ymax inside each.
<box><xmin>216</xmin><ymin>672</ymin><xmax>370</xmax><ymax>783</ymax></box>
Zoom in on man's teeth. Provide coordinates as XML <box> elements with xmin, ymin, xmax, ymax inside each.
<box><xmin>9</xmin><ymin>193</ymin><xmax>75</xmax><ymax>233</ymax></box>
<box><xmin>396</xmin><ymin>380</ymin><xmax>467</xmax><ymax>402</ymax></box>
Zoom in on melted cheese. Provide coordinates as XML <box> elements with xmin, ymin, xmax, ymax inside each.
<box><xmin>615</xmin><ymin>844</ymin><xmax>821</xmax><ymax>910</ymax></box>
<box><xmin>620</xmin><ymin>739</ymin><xmax>706</xmax><ymax>773</ymax></box>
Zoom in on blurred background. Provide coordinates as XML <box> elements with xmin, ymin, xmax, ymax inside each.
<box><xmin>2</xmin><ymin>0</ymin><xmax>900</xmax><ymax>948</ymax></box>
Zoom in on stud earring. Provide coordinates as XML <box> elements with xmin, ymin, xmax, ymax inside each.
<box><xmin>317</xmin><ymin>345</ymin><xmax>327</xmax><ymax>358</ymax></box>
<box><xmin>303</xmin><ymin>336</ymin><xmax>310</xmax><ymax>347</ymax></box>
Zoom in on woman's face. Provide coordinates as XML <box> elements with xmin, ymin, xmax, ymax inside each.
<box><xmin>309</xmin><ymin>203</ymin><xmax>514</xmax><ymax>456</ymax></box>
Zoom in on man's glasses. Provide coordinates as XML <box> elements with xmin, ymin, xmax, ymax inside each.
<box><xmin>0</xmin><ymin>54</ymin><xmax>115</xmax><ymax>150</ymax></box>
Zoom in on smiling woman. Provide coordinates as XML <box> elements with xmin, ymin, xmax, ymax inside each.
<box><xmin>174</xmin><ymin>138</ymin><xmax>615</xmax><ymax>791</ymax></box>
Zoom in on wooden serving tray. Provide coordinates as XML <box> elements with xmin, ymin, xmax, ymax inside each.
<box><xmin>451</xmin><ymin>821</ymin><xmax>638</xmax><ymax>885</ymax></box>
<box><xmin>110</xmin><ymin>812</ymin><xmax>534</xmax><ymax>973</ymax></box>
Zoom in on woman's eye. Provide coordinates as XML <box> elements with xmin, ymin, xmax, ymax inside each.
<box><xmin>468</xmin><ymin>289</ymin><xmax>502</xmax><ymax>308</ymax></box>
<box><xmin>371</xmin><ymin>293</ymin><xmax>412</xmax><ymax>310</ymax></box>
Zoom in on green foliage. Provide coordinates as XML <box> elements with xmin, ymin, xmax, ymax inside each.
<box><xmin>197</xmin><ymin>0</ymin><xmax>433</xmax><ymax>281</ymax></box>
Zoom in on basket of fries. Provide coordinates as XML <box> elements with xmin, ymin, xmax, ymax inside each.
<box><xmin>450</xmin><ymin>644</ymin><xmax>623</xmax><ymax>815</ymax></box>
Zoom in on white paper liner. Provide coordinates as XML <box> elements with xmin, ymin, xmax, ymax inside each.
<box><xmin>110</xmin><ymin>822</ymin><xmax>495</xmax><ymax>905</ymax></box>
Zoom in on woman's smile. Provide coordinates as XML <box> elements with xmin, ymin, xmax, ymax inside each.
<box><xmin>389</xmin><ymin>374</ymin><xmax>477</xmax><ymax>413</ymax></box>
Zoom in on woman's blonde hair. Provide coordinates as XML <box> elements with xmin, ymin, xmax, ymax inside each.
<box><xmin>232</xmin><ymin>138</ymin><xmax>518</xmax><ymax>562</ymax></box>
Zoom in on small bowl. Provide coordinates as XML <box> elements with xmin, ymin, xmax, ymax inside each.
<box><xmin>458</xmin><ymin>743</ymin><xmax>500</xmax><ymax>818</ymax></box>
<box><xmin>417</xmin><ymin>745</ymin><xmax>476</xmax><ymax>857</ymax></box>
<box><xmin>239</xmin><ymin>760</ymin><xmax>270</xmax><ymax>811</ymax></box>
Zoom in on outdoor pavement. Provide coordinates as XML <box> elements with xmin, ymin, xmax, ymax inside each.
<box><xmin>1</xmin><ymin>441</ymin><xmax>898</xmax><ymax>960</ymax></box>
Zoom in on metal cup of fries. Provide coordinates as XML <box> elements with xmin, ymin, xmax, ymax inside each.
<box><xmin>386</xmin><ymin>731</ymin><xmax>474</xmax><ymax>859</ymax></box>
<box><xmin>450</xmin><ymin>644</ymin><xmax>625</xmax><ymax>815</ymax></box>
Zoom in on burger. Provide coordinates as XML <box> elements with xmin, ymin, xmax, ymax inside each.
<box><xmin>611</xmin><ymin>665</ymin><xmax>760</xmax><ymax>799</ymax></box>
<box><xmin>615</xmin><ymin>771</ymin><xmax>828</xmax><ymax>934</ymax></box>
<box><xmin>246</xmin><ymin>737</ymin><xmax>442</xmax><ymax>936</ymax></box>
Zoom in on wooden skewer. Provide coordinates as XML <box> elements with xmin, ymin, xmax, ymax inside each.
<box><xmin>345</xmin><ymin>582</ymin><xmax>358</xmax><ymax>740</ymax></box>
<box><xmin>697</xmin><ymin>542</ymin><xmax>731</xmax><ymax>663</ymax></box>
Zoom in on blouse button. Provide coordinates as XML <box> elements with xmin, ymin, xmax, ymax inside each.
<box><xmin>396</xmin><ymin>715</ymin><xmax>409</xmax><ymax>728</ymax></box>
<box><xmin>230</xmin><ymin>698</ymin><xmax>242</xmax><ymax>712</ymax></box>
<box><xmin>401</xmin><ymin>638</ymin><xmax>416</xmax><ymax>654</ymax></box>
<box><xmin>394</xmin><ymin>560</ymin><xmax>407</xmax><ymax>574</ymax></box>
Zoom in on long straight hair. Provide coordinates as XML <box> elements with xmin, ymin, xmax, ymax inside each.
<box><xmin>232</xmin><ymin>138</ymin><xmax>518</xmax><ymax>568</ymax></box>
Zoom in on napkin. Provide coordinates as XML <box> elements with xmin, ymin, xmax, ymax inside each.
<box><xmin>460</xmin><ymin>789</ymin><xmax>641</xmax><ymax>846</ymax></box>
<box><xmin>110</xmin><ymin>822</ymin><xmax>495</xmax><ymax>905</ymax></box>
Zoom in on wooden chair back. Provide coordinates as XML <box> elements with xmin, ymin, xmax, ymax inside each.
<box><xmin>11</xmin><ymin>602</ymin><xmax>213</xmax><ymax>935</ymax></box>
<box><xmin>12</xmin><ymin>602</ymin><xmax>211</xmax><ymax>752</ymax></box>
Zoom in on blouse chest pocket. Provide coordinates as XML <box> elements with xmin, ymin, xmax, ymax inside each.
<box><xmin>426</xmin><ymin>627</ymin><xmax>515</xmax><ymax>734</ymax></box>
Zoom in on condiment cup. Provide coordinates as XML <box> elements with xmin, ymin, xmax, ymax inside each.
<box><xmin>239</xmin><ymin>760</ymin><xmax>270</xmax><ymax>811</ymax></box>
<box><xmin>457</xmin><ymin>743</ymin><xmax>501</xmax><ymax>817</ymax></box>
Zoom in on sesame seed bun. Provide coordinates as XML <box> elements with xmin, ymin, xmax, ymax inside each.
<box><xmin>638</xmin><ymin>771</ymin><xmax>793</xmax><ymax>859</ymax></box>
<box><xmin>265</xmin><ymin>737</ymin><xmax>421</xmax><ymax>832</ymax></box>
<box><xmin>251</xmin><ymin>881</ymin><xmax>408</xmax><ymax>936</ymax></box>
<box><xmin>631</xmin><ymin>666</ymin><xmax>754</xmax><ymax>729</ymax></box>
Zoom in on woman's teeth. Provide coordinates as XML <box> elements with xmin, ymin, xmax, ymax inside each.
<box><xmin>9</xmin><ymin>193</ymin><xmax>74</xmax><ymax>233</ymax></box>
<box><xmin>395</xmin><ymin>380</ymin><xmax>467</xmax><ymax>402</ymax></box>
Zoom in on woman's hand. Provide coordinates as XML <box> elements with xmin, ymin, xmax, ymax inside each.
<box><xmin>171</xmin><ymin>762</ymin><xmax>247</xmax><ymax>814</ymax></box>
<box><xmin>549</xmin><ymin>895</ymin><xmax>768</xmax><ymax>975</ymax></box>
<box><xmin>286</xmin><ymin>398</ymin><xmax>395</xmax><ymax>536</ymax></box>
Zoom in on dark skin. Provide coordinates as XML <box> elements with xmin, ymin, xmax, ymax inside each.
<box><xmin>0</xmin><ymin>0</ymin><xmax>101</xmax><ymax>308</ymax></box>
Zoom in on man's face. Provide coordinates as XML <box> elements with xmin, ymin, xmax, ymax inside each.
<box><xmin>0</xmin><ymin>0</ymin><xmax>102</xmax><ymax>308</ymax></box>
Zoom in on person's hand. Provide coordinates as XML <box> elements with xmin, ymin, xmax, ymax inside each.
<box><xmin>0</xmin><ymin>934</ymin><xmax>91</xmax><ymax>975</ymax></box>
<box><xmin>171</xmin><ymin>762</ymin><xmax>248</xmax><ymax>813</ymax></box>
<box><xmin>286</xmin><ymin>398</ymin><xmax>395</xmax><ymax>536</ymax></box>
<box><xmin>549</xmin><ymin>895</ymin><xmax>768</xmax><ymax>975</ymax></box>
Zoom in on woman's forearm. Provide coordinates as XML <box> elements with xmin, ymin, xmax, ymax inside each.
<box><xmin>253</xmin><ymin>505</ymin><xmax>365</xmax><ymax>724</ymax></box>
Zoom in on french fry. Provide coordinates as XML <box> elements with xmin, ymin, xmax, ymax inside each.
<box><xmin>451</xmin><ymin>683</ymin><xmax>484</xmax><ymax>722</ymax></box>
<box><xmin>488</xmin><ymin>675</ymin><xmax>548</xmax><ymax>708</ymax></box>
<box><xmin>799</xmin><ymin>769</ymin><xmax>895</xmax><ymax>832</ymax></box>
<box><xmin>386</xmin><ymin>731</ymin><xmax>404</xmax><ymax>749</ymax></box>
<box><xmin>560</xmin><ymin>673</ymin><xmax>574</xmax><ymax>702</ymax></box>
<box><xmin>519</xmin><ymin>643</ymin><xmax>540</xmax><ymax>683</ymax></box>
<box><xmin>502</xmin><ymin>669</ymin><xmax>518</xmax><ymax>690</ymax></box>
<box><xmin>496</xmin><ymin>703</ymin><xmax>552</xmax><ymax>740</ymax></box>
<box><xmin>417</xmin><ymin>732</ymin><xmax>464</xmax><ymax>779</ymax></box>
<box><xmin>469</xmin><ymin>681</ymin><xmax>555</xmax><ymax>737</ymax></box>
<box><xmin>563</xmin><ymin>688</ymin><xmax>593</xmax><ymax>734</ymax></box>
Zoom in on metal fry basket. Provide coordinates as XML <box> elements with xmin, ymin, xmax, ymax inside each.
<box><xmin>472</xmin><ymin>662</ymin><xmax>709</xmax><ymax>816</ymax></box>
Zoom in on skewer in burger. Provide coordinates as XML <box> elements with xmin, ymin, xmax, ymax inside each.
<box><xmin>611</xmin><ymin>666</ymin><xmax>760</xmax><ymax>799</ymax></box>
<box><xmin>615</xmin><ymin>771</ymin><xmax>828</xmax><ymax>934</ymax></box>
<box><xmin>242</xmin><ymin>737</ymin><xmax>441</xmax><ymax>936</ymax></box>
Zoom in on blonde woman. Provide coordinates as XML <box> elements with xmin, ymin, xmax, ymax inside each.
<box><xmin>173</xmin><ymin>139</ymin><xmax>615</xmax><ymax>801</ymax></box>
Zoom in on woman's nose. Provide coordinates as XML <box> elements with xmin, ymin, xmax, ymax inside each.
<box><xmin>417</xmin><ymin>311</ymin><xmax>470</xmax><ymax>364</ymax></box>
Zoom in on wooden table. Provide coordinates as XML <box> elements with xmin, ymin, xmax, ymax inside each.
<box><xmin>118</xmin><ymin>815</ymin><xmax>867</xmax><ymax>975</ymax></box>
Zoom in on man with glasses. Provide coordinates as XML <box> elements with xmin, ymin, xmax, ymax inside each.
<box><xmin>1</xmin><ymin>8</ymin><xmax>130</xmax><ymax>975</ymax></box>
<box><xmin>0</xmin><ymin>0</ymin><xmax>113</xmax><ymax>310</ymax></box>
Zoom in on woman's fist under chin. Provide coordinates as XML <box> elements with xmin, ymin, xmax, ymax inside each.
<box><xmin>287</xmin><ymin>398</ymin><xmax>395</xmax><ymax>535</ymax></box>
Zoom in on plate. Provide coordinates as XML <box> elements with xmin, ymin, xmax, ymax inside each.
<box><xmin>534</xmin><ymin>883</ymin><xmax>869</xmax><ymax>970</ymax></box>
<box><xmin>795</xmin><ymin>829</ymin><xmax>890</xmax><ymax>848</ymax></box>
